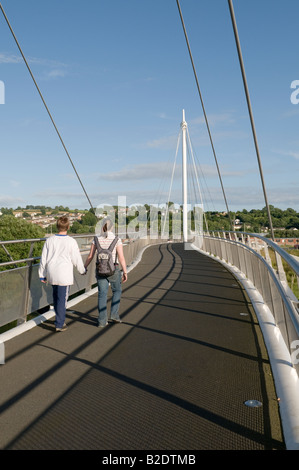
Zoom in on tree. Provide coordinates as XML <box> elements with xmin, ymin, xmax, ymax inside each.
<box><xmin>0</xmin><ymin>207</ymin><xmax>13</xmax><ymax>216</ymax></box>
<box><xmin>0</xmin><ymin>216</ymin><xmax>45</xmax><ymax>269</ymax></box>
<box><xmin>286</xmin><ymin>217</ymin><xmax>299</xmax><ymax>230</ymax></box>
<box><xmin>80</xmin><ymin>211</ymin><xmax>97</xmax><ymax>226</ymax></box>
<box><xmin>70</xmin><ymin>221</ymin><xmax>82</xmax><ymax>234</ymax></box>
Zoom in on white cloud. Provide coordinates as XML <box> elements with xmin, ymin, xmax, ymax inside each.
<box><xmin>274</xmin><ymin>150</ymin><xmax>299</xmax><ymax>160</ymax></box>
<box><xmin>0</xmin><ymin>52</ymin><xmax>68</xmax><ymax>79</ymax></box>
<box><xmin>98</xmin><ymin>162</ymin><xmax>173</xmax><ymax>181</ymax></box>
<box><xmin>0</xmin><ymin>195</ymin><xmax>23</xmax><ymax>206</ymax></box>
<box><xmin>284</xmin><ymin>151</ymin><xmax>299</xmax><ymax>160</ymax></box>
<box><xmin>97</xmin><ymin>161</ymin><xmax>248</xmax><ymax>183</ymax></box>
<box><xmin>145</xmin><ymin>135</ymin><xmax>178</xmax><ymax>149</ymax></box>
<box><xmin>0</xmin><ymin>53</ymin><xmax>22</xmax><ymax>64</ymax></box>
<box><xmin>9</xmin><ymin>180</ymin><xmax>20</xmax><ymax>188</ymax></box>
<box><xmin>190</xmin><ymin>112</ymin><xmax>236</xmax><ymax>127</ymax></box>
<box><xmin>45</xmin><ymin>69</ymin><xmax>67</xmax><ymax>79</ymax></box>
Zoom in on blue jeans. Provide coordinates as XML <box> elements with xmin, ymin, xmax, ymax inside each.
<box><xmin>52</xmin><ymin>285</ymin><xmax>69</xmax><ymax>328</ymax></box>
<box><xmin>97</xmin><ymin>267</ymin><xmax>122</xmax><ymax>326</ymax></box>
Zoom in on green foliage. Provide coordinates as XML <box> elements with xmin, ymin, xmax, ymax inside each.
<box><xmin>204</xmin><ymin>206</ymin><xmax>299</xmax><ymax>234</ymax></box>
<box><xmin>80</xmin><ymin>211</ymin><xmax>98</xmax><ymax>226</ymax></box>
<box><xmin>1</xmin><ymin>207</ymin><xmax>13</xmax><ymax>216</ymax></box>
<box><xmin>0</xmin><ymin>216</ymin><xmax>45</xmax><ymax>270</ymax></box>
<box><xmin>71</xmin><ymin>221</ymin><xmax>95</xmax><ymax>234</ymax></box>
<box><xmin>70</xmin><ymin>209</ymin><xmax>97</xmax><ymax>233</ymax></box>
<box><xmin>204</xmin><ymin>212</ymin><xmax>232</xmax><ymax>231</ymax></box>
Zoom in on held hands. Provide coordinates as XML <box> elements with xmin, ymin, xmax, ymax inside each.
<box><xmin>81</xmin><ymin>267</ymin><xmax>125</xmax><ymax>279</ymax></box>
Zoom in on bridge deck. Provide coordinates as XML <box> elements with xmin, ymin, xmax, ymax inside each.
<box><xmin>0</xmin><ymin>243</ymin><xmax>285</xmax><ymax>450</ymax></box>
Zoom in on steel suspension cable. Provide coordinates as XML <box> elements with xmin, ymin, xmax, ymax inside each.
<box><xmin>0</xmin><ymin>3</ymin><xmax>94</xmax><ymax>212</ymax></box>
<box><xmin>162</xmin><ymin>131</ymin><xmax>181</xmax><ymax>238</ymax></box>
<box><xmin>186</xmin><ymin>128</ymin><xmax>209</xmax><ymax>232</ymax></box>
<box><xmin>187</xmin><ymin>130</ymin><xmax>217</xmax><ymax>214</ymax></box>
<box><xmin>228</xmin><ymin>0</ymin><xmax>274</xmax><ymax>240</ymax></box>
<box><xmin>176</xmin><ymin>0</ymin><xmax>234</xmax><ymax>232</ymax></box>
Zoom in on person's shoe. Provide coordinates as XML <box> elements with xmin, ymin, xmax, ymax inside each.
<box><xmin>110</xmin><ymin>319</ymin><xmax>122</xmax><ymax>323</ymax></box>
<box><xmin>98</xmin><ymin>322</ymin><xmax>108</xmax><ymax>328</ymax></box>
<box><xmin>55</xmin><ymin>323</ymin><xmax>67</xmax><ymax>332</ymax></box>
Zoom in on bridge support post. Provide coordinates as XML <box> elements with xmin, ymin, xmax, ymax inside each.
<box><xmin>181</xmin><ymin>109</ymin><xmax>188</xmax><ymax>243</ymax></box>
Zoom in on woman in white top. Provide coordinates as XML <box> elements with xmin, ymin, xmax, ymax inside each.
<box><xmin>84</xmin><ymin>217</ymin><xmax>127</xmax><ymax>327</ymax></box>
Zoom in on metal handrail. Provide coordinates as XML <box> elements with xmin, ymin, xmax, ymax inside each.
<box><xmin>205</xmin><ymin>230</ymin><xmax>299</xmax><ymax>300</ymax></box>
<box><xmin>0</xmin><ymin>235</ymin><xmax>93</xmax><ymax>268</ymax></box>
<box><xmin>0</xmin><ymin>235</ymin><xmax>160</xmax><ymax>329</ymax></box>
<box><xmin>0</xmin><ymin>238</ymin><xmax>47</xmax><ymax>245</ymax></box>
<box><xmin>0</xmin><ymin>257</ymin><xmax>41</xmax><ymax>268</ymax></box>
<box><xmin>1</xmin><ymin>232</ymin><xmax>299</xmax><ymax>357</ymax></box>
<box><xmin>215</xmin><ymin>230</ymin><xmax>299</xmax><ymax>275</ymax></box>
<box><xmin>196</xmin><ymin>230</ymin><xmax>299</xmax><ymax>373</ymax></box>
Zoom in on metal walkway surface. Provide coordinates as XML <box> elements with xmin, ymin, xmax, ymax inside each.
<box><xmin>0</xmin><ymin>243</ymin><xmax>285</xmax><ymax>450</ymax></box>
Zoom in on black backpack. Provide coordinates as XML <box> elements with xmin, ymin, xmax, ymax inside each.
<box><xmin>94</xmin><ymin>236</ymin><xmax>119</xmax><ymax>277</ymax></box>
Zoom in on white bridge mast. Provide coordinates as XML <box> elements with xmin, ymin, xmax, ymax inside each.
<box><xmin>181</xmin><ymin>109</ymin><xmax>188</xmax><ymax>243</ymax></box>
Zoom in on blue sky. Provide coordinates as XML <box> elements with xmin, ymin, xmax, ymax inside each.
<box><xmin>0</xmin><ymin>0</ymin><xmax>299</xmax><ymax>212</ymax></box>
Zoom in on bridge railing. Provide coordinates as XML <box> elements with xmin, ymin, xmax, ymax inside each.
<box><xmin>0</xmin><ymin>234</ymin><xmax>159</xmax><ymax>330</ymax></box>
<box><xmin>193</xmin><ymin>230</ymin><xmax>299</xmax><ymax>373</ymax></box>
<box><xmin>2</xmin><ymin>230</ymin><xmax>299</xmax><ymax>373</ymax></box>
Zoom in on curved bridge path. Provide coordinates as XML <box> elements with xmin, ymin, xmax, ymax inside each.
<box><xmin>0</xmin><ymin>243</ymin><xmax>285</xmax><ymax>450</ymax></box>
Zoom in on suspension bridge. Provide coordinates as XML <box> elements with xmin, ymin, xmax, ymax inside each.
<box><xmin>0</xmin><ymin>0</ymin><xmax>299</xmax><ymax>452</ymax></box>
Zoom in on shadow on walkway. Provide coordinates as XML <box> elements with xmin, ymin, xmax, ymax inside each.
<box><xmin>0</xmin><ymin>243</ymin><xmax>285</xmax><ymax>450</ymax></box>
